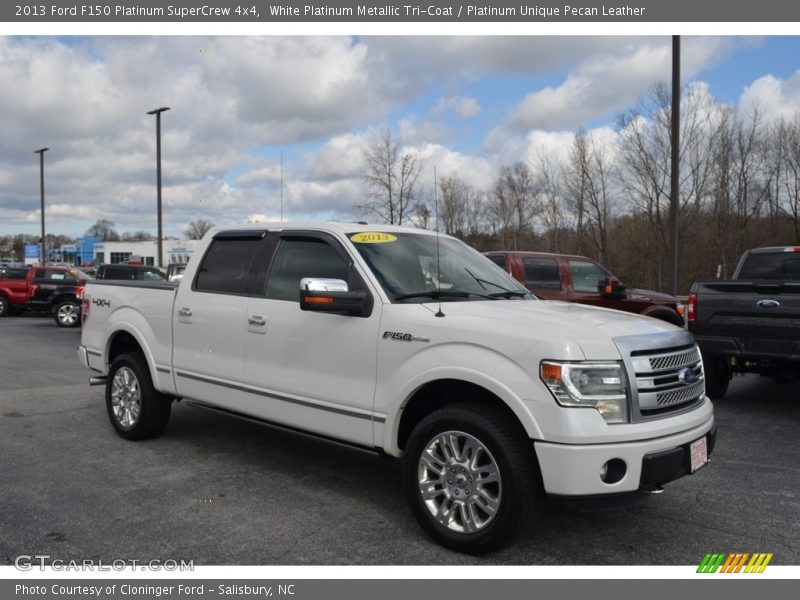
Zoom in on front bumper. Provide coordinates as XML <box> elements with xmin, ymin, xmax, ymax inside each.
<box><xmin>534</xmin><ymin>415</ymin><xmax>716</xmax><ymax>496</ymax></box>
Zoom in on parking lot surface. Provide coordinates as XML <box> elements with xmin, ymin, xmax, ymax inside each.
<box><xmin>1</xmin><ymin>314</ymin><xmax>798</xmax><ymax>565</ymax></box>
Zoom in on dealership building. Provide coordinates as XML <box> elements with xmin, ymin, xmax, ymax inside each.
<box><xmin>93</xmin><ymin>240</ymin><xmax>200</xmax><ymax>266</ymax></box>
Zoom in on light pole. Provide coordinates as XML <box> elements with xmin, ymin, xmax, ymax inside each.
<box><xmin>35</xmin><ymin>147</ymin><xmax>49</xmax><ymax>266</ymax></box>
<box><xmin>147</xmin><ymin>106</ymin><xmax>170</xmax><ymax>268</ymax></box>
<box><xmin>669</xmin><ymin>35</ymin><xmax>680</xmax><ymax>297</ymax></box>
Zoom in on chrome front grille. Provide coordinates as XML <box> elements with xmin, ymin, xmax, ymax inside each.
<box><xmin>631</xmin><ymin>344</ymin><xmax>705</xmax><ymax>414</ymax></box>
<box><xmin>656</xmin><ymin>379</ymin><xmax>705</xmax><ymax>406</ymax></box>
<box><xmin>649</xmin><ymin>348</ymin><xmax>699</xmax><ymax>371</ymax></box>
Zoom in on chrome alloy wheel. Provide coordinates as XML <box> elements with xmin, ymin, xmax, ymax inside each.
<box><xmin>417</xmin><ymin>431</ymin><xmax>502</xmax><ymax>534</ymax></box>
<box><xmin>57</xmin><ymin>303</ymin><xmax>79</xmax><ymax>326</ymax></box>
<box><xmin>110</xmin><ymin>366</ymin><xmax>141</xmax><ymax>429</ymax></box>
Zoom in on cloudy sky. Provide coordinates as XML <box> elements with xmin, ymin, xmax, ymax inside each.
<box><xmin>1</xmin><ymin>35</ymin><xmax>800</xmax><ymax>238</ymax></box>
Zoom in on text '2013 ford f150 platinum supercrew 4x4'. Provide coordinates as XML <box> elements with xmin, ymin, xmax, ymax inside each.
<box><xmin>78</xmin><ymin>223</ymin><xmax>716</xmax><ymax>553</ymax></box>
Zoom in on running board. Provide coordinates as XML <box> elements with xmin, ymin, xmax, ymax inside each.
<box><xmin>89</xmin><ymin>376</ymin><xmax>107</xmax><ymax>387</ymax></box>
<box><xmin>185</xmin><ymin>400</ymin><xmax>384</xmax><ymax>457</ymax></box>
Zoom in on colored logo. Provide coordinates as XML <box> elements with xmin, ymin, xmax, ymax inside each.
<box><xmin>697</xmin><ymin>552</ymin><xmax>773</xmax><ymax>573</ymax></box>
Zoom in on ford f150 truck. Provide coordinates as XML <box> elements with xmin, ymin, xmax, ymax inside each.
<box><xmin>688</xmin><ymin>246</ymin><xmax>800</xmax><ymax>399</ymax></box>
<box><xmin>485</xmin><ymin>251</ymin><xmax>684</xmax><ymax>326</ymax></box>
<box><xmin>78</xmin><ymin>223</ymin><xmax>716</xmax><ymax>553</ymax></box>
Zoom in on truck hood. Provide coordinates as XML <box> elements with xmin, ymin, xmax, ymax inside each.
<box><xmin>421</xmin><ymin>299</ymin><xmax>680</xmax><ymax>359</ymax></box>
<box><xmin>626</xmin><ymin>288</ymin><xmax>677</xmax><ymax>304</ymax></box>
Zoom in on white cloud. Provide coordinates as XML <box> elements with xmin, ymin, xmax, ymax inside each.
<box><xmin>505</xmin><ymin>37</ymin><xmax>737</xmax><ymax>131</ymax></box>
<box><xmin>0</xmin><ymin>35</ymin><xmax>781</xmax><ymax>239</ymax></box>
<box><xmin>434</xmin><ymin>95</ymin><xmax>482</xmax><ymax>118</ymax></box>
<box><xmin>739</xmin><ymin>71</ymin><xmax>800</xmax><ymax>121</ymax></box>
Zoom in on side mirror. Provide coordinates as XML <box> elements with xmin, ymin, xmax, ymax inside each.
<box><xmin>600</xmin><ymin>277</ymin><xmax>627</xmax><ymax>299</ymax></box>
<box><xmin>299</xmin><ymin>278</ymin><xmax>371</xmax><ymax>317</ymax></box>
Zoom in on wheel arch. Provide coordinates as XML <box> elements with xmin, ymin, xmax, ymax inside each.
<box><xmin>641</xmin><ymin>306</ymin><xmax>684</xmax><ymax>327</ymax></box>
<box><xmin>104</xmin><ymin>328</ymin><xmax>161</xmax><ymax>393</ymax></box>
<box><xmin>390</xmin><ymin>375</ymin><xmax>541</xmax><ymax>455</ymax></box>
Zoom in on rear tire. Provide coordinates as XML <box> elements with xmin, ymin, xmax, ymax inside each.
<box><xmin>703</xmin><ymin>357</ymin><xmax>730</xmax><ymax>400</ymax></box>
<box><xmin>0</xmin><ymin>294</ymin><xmax>9</xmax><ymax>317</ymax></box>
<box><xmin>54</xmin><ymin>299</ymin><xmax>80</xmax><ymax>328</ymax></box>
<box><xmin>402</xmin><ymin>403</ymin><xmax>541</xmax><ymax>554</ymax></box>
<box><xmin>106</xmin><ymin>352</ymin><xmax>172</xmax><ymax>440</ymax></box>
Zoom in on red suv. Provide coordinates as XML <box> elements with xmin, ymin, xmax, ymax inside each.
<box><xmin>485</xmin><ymin>251</ymin><xmax>684</xmax><ymax>326</ymax></box>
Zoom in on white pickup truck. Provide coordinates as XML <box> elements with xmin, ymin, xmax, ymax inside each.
<box><xmin>78</xmin><ymin>222</ymin><xmax>715</xmax><ymax>553</ymax></box>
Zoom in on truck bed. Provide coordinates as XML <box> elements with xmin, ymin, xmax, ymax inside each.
<box><xmin>80</xmin><ymin>280</ymin><xmax>179</xmax><ymax>393</ymax></box>
<box><xmin>690</xmin><ymin>280</ymin><xmax>800</xmax><ymax>361</ymax></box>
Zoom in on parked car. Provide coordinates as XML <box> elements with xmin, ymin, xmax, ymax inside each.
<box><xmin>485</xmin><ymin>251</ymin><xmax>684</xmax><ymax>326</ymax></box>
<box><xmin>79</xmin><ymin>223</ymin><xmax>715</xmax><ymax>553</ymax></box>
<box><xmin>0</xmin><ymin>267</ymin><xmax>30</xmax><ymax>316</ymax></box>
<box><xmin>688</xmin><ymin>246</ymin><xmax>800</xmax><ymax>399</ymax></box>
<box><xmin>96</xmin><ymin>264</ymin><xmax>167</xmax><ymax>282</ymax></box>
<box><xmin>0</xmin><ymin>265</ymin><xmax>88</xmax><ymax>326</ymax></box>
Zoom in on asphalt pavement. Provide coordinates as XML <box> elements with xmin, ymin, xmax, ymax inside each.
<box><xmin>0</xmin><ymin>314</ymin><xmax>798</xmax><ymax>565</ymax></box>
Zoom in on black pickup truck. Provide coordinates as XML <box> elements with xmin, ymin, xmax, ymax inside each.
<box><xmin>688</xmin><ymin>246</ymin><xmax>800</xmax><ymax>399</ymax></box>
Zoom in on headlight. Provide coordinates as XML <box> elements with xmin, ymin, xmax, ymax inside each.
<box><xmin>540</xmin><ymin>361</ymin><xmax>629</xmax><ymax>423</ymax></box>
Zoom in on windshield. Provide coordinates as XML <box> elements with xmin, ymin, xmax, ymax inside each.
<box><xmin>348</xmin><ymin>231</ymin><xmax>532</xmax><ymax>302</ymax></box>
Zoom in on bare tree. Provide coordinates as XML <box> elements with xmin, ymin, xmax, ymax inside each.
<box><xmin>533</xmin><ymin>150</ymin><xmax>568</xmax><ymax>253</ymax></box>
<box><xmin>85</xmin><ymin>219</ymin><xmax>119</xmax><ymax>241</ymax></box>
<box><xmin>616</xmin><ymin>83</ymin><xmax>718</xmax><ymax>290</ymax></box>
<box><xmin>775</xmin><ymin>113</ymin><xmax>800</xmax><ymax>243</ymax></box>
<box><xmin>563</xmin><ymin>130</ymin><xmax>590</xmax><ymax>254</ymax></box>
<box><xmin>359</xmin><ymin>125</ymin><xmax>423</xmax><ymax>225</ymax></box>
<box><xmin>184</xmin><ymin>218</ymin><xmax>215</xmax><ymax>240</ymax></box>
<box><xmin>121</xmin><ymin>230</ymin><xmax>155</xmax><ymax>242</ymax></box>
<box><xmin>490</xmin><ymin>162</ymin><xmax>536</xmax><ymax>249</ymax></box>
<box><xmin>709</xmin><ymin>105</ymin><xmax>771</xmax><ymax>275</ymax></box>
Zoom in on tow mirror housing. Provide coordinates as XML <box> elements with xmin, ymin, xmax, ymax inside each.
<box><xmin>299</xmin><ymin>278</ymin><xmax>371</xmax><ymax>317</ymax></box>
<box><xmin>600</xmin><ymin>277</ymin><xmax>627</xmax><ymax>299</ymax></box>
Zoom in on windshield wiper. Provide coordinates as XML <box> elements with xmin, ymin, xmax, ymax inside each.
<box><xmin>463</xmin><ymin>267</ymin><xmax>529</xmax><ymax>298</ymax></box>
<box><xmin>488</xmin><ymin>290</ymin><xmax>530</xmax><ymax>299</ymax></box>
<box><xmin>394</xmin><ymin>290</ymin><xmax>495</xmax><ymax>302</ymax></box>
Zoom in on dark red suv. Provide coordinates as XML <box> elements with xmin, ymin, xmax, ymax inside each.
<box><xmin>485</xmin><ymin>251</ymin><xmax>684</xmax><ymax>326</ymax></box>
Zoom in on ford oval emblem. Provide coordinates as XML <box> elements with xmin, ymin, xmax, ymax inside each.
<box><xmin>757</xmin><ymin>299</ymin><xmax>781</xmax><ymax>309</ymax></box>
<box><xmin>678</xmin><ymin>367</ymin><xmax>699</xmax><ymax>385</ymax></box>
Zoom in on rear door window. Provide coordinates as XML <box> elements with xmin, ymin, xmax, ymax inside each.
<box><xmin>522</xmin><ymin>257</ymin><xmax>562</xmax><ymax>290</ymax></box>
<box><xmin>194</xmin><ymin>237</ymin><xmax>261</xmax><ymax>295</ymax></box>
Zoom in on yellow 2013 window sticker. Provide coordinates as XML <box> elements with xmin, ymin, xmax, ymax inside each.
<box><xmin>350</xmin><ymin>232</ymin><xmax>397</xmax><ymax>244</ymax></box>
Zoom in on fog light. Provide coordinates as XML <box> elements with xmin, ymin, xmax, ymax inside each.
<box><xmin>600</xmin><ymin>459</ymin><xmax>626</xmax><ymax>484</ymax></box>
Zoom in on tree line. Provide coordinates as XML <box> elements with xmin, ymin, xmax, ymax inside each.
<box><xmin>361</xmin><ymin>85</ymin><xmax>800</xmax><ymax>294</ymax></box>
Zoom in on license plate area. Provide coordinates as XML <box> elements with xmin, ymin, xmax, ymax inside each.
<box><xmin>689</xmin><ymin>436</ymin><xmax>708</xmax><ymax>473</ymax></box>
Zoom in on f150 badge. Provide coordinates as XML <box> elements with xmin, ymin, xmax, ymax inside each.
<box><xmin>382</xmin><ymin>331</ymin><xmax>430</xmax><ymax>343</ymax></box>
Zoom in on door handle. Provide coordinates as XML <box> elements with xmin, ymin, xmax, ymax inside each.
<box><xmin>178</xmin><ymin>307</ymin><xmax>192</xmax><ymax>317</ymax></box>
<box><xmin>248</xmin><ymin>315</ymin><xmax>266</xmax><ymax>326</ymax></box>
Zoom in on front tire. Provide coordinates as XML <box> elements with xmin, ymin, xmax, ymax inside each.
<box><xmin>54</xmin><ymin>299</ymin><xmax>80</xmax><ymax>327</ymax></box>
<box><xmin>106</xmin><ymin>352</ymin><xmax>171</xmax><ymax>440</ymax></box>
<box><xmin>403</xmin><ymin>403</ymin><xmax>540</xmax><ymax>554</ymax></box>
<box><xmin>0</xmin><ymin>294</ymin><xmax>10</xmax><ymax>317</ymax></box>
